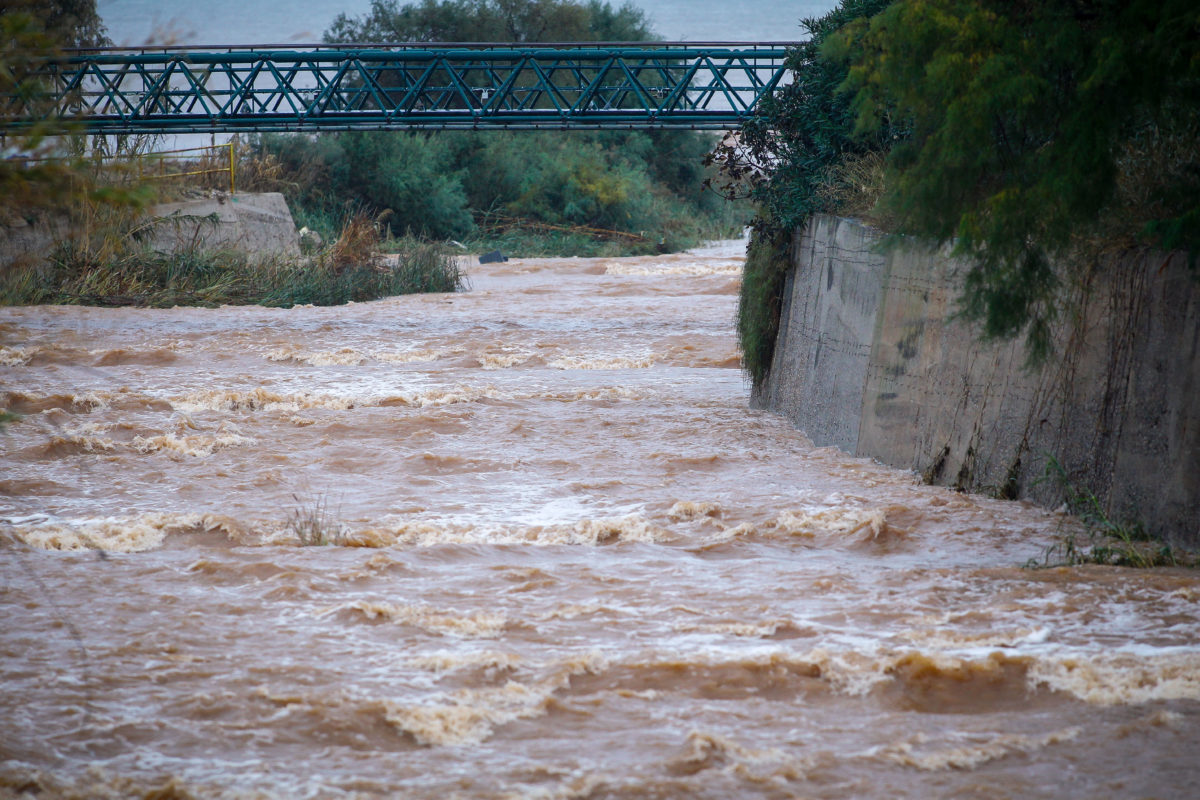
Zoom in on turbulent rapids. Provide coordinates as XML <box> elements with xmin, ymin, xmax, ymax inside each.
<box><xmin>2</xmin><ymin>241</ymin><xmax>1198</xmax><ymax>799</ymax></box>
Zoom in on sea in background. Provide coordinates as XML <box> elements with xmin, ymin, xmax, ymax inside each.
<box><xmin>96</xmin><ymin>0</ymin><xmax>838</xmax><ymax>46</ymax></box>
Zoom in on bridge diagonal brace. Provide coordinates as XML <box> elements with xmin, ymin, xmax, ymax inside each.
<box><xmin>658</xmin><ymin>58</ymin><xmax>704</xmax><ymax>114</ymax></box>
<box><xmin>217</xmin><ymin>59</ymin><xmax>266</xmax><ymax>117</ymax></box>
<box><xmin>569</xmin><ymin>55</ymin><xmax>618</xmax><ymax>115</ymax></box>
<box><xmin>261</xmin><ymin>60</ymin><xmax>307</xmax><ymax>116</ymax></box>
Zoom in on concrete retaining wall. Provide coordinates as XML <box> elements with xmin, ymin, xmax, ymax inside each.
<box><xmin>1</xmin><ymin>192</ymin><xmax>299</xmax><ymax>268</ymax></box>
<box><xmin>755</xmin><ymin>214</ymin><xmax>1200</xmax><ymax>546</ymax></box>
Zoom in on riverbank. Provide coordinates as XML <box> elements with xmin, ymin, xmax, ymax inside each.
<box><xmin>0</xmin><ymin>238</ymin><xmax>463</xmax><ymax>308</ymax></box>
<box><xmin>1</xmin><ymin>197</ymin><xmax>464</xmax><ymax>308</ymax></box>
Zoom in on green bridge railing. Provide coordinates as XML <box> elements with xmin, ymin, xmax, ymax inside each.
<box><xmin>3</xmin><ymin>42</ymin><xmax>794</xmax><ymax>134</ymax></box>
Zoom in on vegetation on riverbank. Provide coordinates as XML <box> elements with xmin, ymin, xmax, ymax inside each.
<box><xmin>243</xmin><ymin>128</ymin><xmax>743</xmax><ymax>258</ymax></box>
<box><xmin>0</xmin><ymin>1</ymin><xmax>467</xmax><ymax>309</ymax></box>
<box><xmin>707</xmin><ymin>0</ymin><xmax>897</xmax><ymax>386</ymax></box>
<box><xmin>0</xmin><ymin>208</ymin><xmax>463</xmax><ymax>308</ymax></box>
<box><xmin>735</xmin><ymin>228</ymin><xmax>792</xmax><ymax>387</ymax></box>
<box><xmin>718</xmin><ymin>0</ymin><xmax>1199</xmax><ymax>553</ymax></box>
<box><xmin>236</xmin><ymin>0</ymin><xmax>747</xmax><ymax>257</ymax></box>
<box><xmin>4</xmin><ymin>0</ymin><xmax>737</xmax><ymax>312</ymax></box>
<box><xmin>718</xmin><ymin>0</ymin><xmax>1200</xmax><ymax>386</ymax></box>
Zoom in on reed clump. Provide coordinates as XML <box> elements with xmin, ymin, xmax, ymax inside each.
<box><xmin>286</xmin><ymin>493</ymin><xmax>346</xmax><ymax>547</ymax></box>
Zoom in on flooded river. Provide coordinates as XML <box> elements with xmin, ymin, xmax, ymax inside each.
<box><xmin>2</xmin><ymin>241</ymin><xmax>1198</xmax><ymax>798</ymax></box>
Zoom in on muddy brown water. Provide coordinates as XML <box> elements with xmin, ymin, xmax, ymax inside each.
<box><xmin>2</xmin><ymin>241</ymin><xmax>1198</xmax><ymax>799</ymax></box>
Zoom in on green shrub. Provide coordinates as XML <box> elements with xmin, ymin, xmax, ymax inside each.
<box><xmin>248</xmin><ymin>128</ymin><xmax>745</xmax><ymax>257</ymax></box>
<box><xmin>737</xmin><ymin>228</ymin><xmax>792</xmax><ymax>388</ymax></box>
<box><xmin>827</xmin><ymin>0</ymin><xmax>1200</xmax><ymax>360</ymax></box>
<box><xmin>705</xmin><ymin>0</ymin><xmax>899</xmax><ymax>232</ymax></box>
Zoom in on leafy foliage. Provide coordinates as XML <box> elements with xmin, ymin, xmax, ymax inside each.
<box><xmin>37</xmin><ymin>0</ymin><xmax>110</xmax><ymax>47</ymax></box>
<box><xmin>246</xmin><ymin>0</ymin><xmax>743</xmax><ymax>254</ymax></box>
<box><xmin>0</xmin><ymin>8</ymin><xmax>80</xmax><ymax>215</ymax></box>
<box><xmin>705</xmin><ymin>0</ymin><xmax>898</xmax><ymax>234</ymax></box>
<box><xmin>736</xmin><ymin>227</ymin><xmax>792</xmax><ymax>387</ymax></box>
<box><xmin>0</xmin><ymin>2</ymin><xmax>149</xmax><ymax>224</ymax></box>
<box><xmin>828</xmin><ymin>0</ymin><xmax>1200</xmax><ymax>359</ymax></box>
<box><xmin>326</xmin><ymin>0</ymin><xmax>652</xmax><ymax>43</ymax></box>
<box><xmin>720</xmin><ymin>0</ymin><xmax>1200</xmax><ymax>379</ymax></box>
<box><xmin>252</xmin><ymin>127</ymin><xmax>740</xmax><ymax>252</ymax></box>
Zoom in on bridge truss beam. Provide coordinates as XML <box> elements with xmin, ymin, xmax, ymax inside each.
<box><xmin>3</xmin><ymin>43</ymin><xmax>793</xmax><ymax>134</ymax></box>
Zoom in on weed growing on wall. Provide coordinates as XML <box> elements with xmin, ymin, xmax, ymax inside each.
<box><xmin>1029</xmin><ymin>456</ymin><xmax>1186</xmax><ymax>569</ymax></box>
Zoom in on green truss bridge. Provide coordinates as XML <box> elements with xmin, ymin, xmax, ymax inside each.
<box><xmin>5</xmin><ymin>42</ymin><xmax>793</xmax><ymax>134</ymax></box>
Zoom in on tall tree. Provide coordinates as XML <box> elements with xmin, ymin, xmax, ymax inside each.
<box><xmin>706</xmin><ymin>0</ymin><xmax>897</xmax><ymax>387</ymax></box>
<box><xmin>828</xmin><ymin>0</ymin><xmax>1200</xmax><ymax>357</ymax></box>
<box><xmin>326</xmin><ymin>0</ymin><xmax>652</xmax><ymax>43</ymax></box>
<box><xmin>705</xmin><ymin>0</ymin><xmax>896</xmax><ymax>233</ymax></box>
<box><xmin>0</xmin><ymin>1</ymin><xmax>140</xmax><ymax>222</ymax></box>
<box><xmin>1</xmin><ymin>0</ymin><xmax>110</xmax><ymax>47</ymax></box>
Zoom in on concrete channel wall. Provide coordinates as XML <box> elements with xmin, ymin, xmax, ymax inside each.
<box><xmin>754</xmin><ymin>214</ymin><xmax>1200</xmax><ymax>546</ymax></box>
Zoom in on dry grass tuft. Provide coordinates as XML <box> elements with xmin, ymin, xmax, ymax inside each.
<box><xmin>816</xmin><ymin>150</ymin><xmax>892</xmax><ymax>228</ymax></box>
<box><xmin>327</xmin><ymin>211</ymin><xmax>383</xmax><ymax>273</ymax></box>
<box><xmin>287</xmin><ymin>492</ymin><xmax>346</xmax><ymax>547</ymax></box>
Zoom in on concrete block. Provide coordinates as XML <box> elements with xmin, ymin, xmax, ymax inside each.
<box><xmin>148</xmin><ymin>192</ymin><xmax>300</xmax><ymax>258</ymax></box>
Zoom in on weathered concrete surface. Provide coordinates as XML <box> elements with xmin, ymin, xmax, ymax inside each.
<box><xmin>148</xmin><ymin>192</ymin><xmax>300</xmax><ymax>258</ymax></box>
<box><xmin>756</xmin><ymin>214</ymin><xmax>1200</xmax><ymax>546</ymax></box>
<box><xmin>755</xmin><ymin>217</ymin><xmax>883</xmax><ymax>452</ymax></box>
<box><xmin>1</xmin><ymin>192</ymin><xmax>299</xmax><ymax>268</ymax></box>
